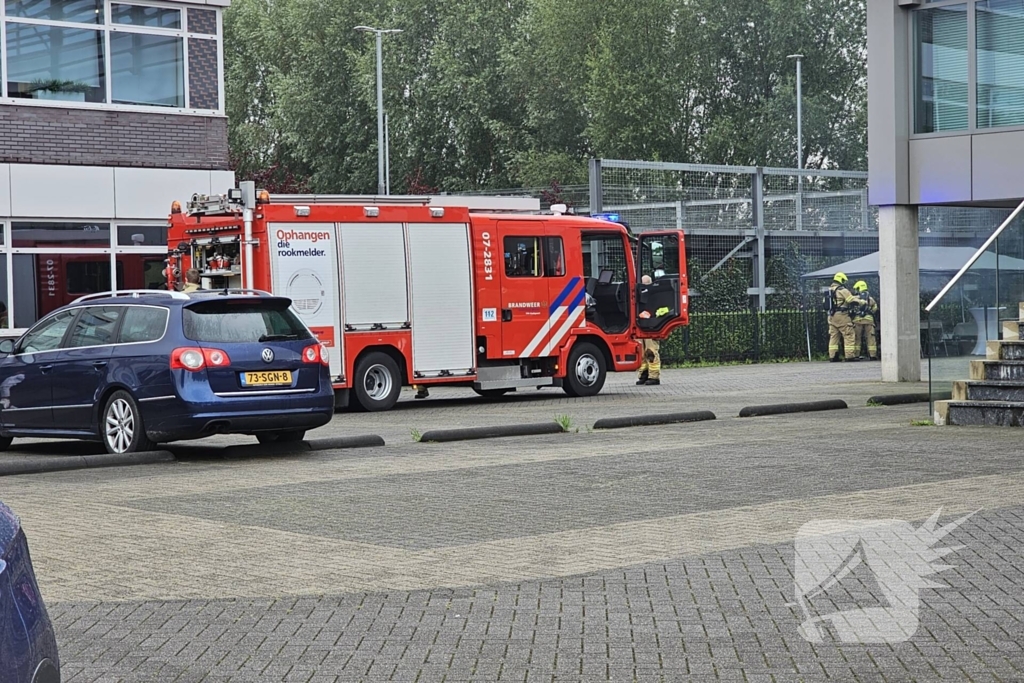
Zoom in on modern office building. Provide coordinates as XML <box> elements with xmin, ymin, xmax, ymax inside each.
<box><xmin>0</xmin><ymin>0</ymin><xmax>233</xmax><ymax>329</ymax></box>
<box><xmin>868</xmin><ymin>0</ymin><xmax>1024</xmax><ymax>380</ymax></box>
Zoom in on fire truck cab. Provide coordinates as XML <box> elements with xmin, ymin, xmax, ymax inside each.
<box><xmin>166</xmin><ymin>186</ymin><xmax>688</xmax><ymax>411</ymax></box>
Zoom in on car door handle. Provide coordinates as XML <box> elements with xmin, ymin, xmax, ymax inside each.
<box><xmin>92</xmin><ymin>361</ymin><xmax>108</xmax><ymax>369</ymax></box>
<box><xmin>39</xmin><ymin>364</ymin><xmax>53</xmax><ymax>374</ymax></box>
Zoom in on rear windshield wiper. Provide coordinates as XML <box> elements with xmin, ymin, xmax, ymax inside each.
<box><xmin>258</xmin><ymin>333</ymin><xmax>300</xmax><ymax>342</ymax></box>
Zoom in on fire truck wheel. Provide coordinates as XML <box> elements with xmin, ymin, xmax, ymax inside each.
<box><xmin>563</xmin><ymin>342</ymin><xmax>607</xmax><ymax>397</ymax></box>
<box><xmin>353</xmin><ymin>352</ymin><xmax>402</xmax><ymax>412</ymax></box>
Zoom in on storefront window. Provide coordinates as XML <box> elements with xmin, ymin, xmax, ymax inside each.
<box><xmin>977</xmin><ymin>0</ymin><xmax>1024</xmax><ymax>128</ymax></box>
<box><xmin>915</xmin><ymin>4</ymin><xmax>969</xmax><ymax>133</ymax></box>
<box><xmin>116</xmin><ymin>224</ymin><xmax>167</xmax><ymax>247</ymax></box>
<box><xmin>12</xmin><ymin>222</ymin><xmax>110</xmax><ymax>248</ymax></box>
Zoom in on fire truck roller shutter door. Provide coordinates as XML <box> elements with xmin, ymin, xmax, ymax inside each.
<box><xmin>407</xmin><ymin>223</ymin><xmax>474</xmax><ymax>375</ymax></box>
<box><xmin>340</xmin><ymin>223</ymin><xmax>409</xmax><ymax>328</ymax></box>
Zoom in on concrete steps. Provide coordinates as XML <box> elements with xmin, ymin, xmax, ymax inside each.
<box><xmin>935</xmin><ymin>303</ymin><xmax>1024</xmax><ymax>426</ymax></box>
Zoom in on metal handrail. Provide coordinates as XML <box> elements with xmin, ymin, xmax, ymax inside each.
<box><xmin>925</xmin><ymin>197</ymin><xmax>1024</xmax><ymax>312</ymax></box>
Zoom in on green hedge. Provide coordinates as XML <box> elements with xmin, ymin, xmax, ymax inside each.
<box><xmin>660</xmin><ymin>310</ymin><xmax>834</xmax><ymax>364</ymax></box>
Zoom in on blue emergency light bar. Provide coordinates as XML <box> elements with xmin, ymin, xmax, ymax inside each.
<box><xmin>591</xmin><ymin>213</ymin><xmax>621</xmax><ymax>223</ymax></box>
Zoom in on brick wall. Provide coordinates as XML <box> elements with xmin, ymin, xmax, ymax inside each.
<box><xmin>0</xmin><ymin>105</ymin><xmax>229</xmax><ymax>170</ymax></box>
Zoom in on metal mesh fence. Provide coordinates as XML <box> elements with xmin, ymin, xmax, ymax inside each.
<box><xmin>455</xmin><ymin>160</ymin><xmax>1017</xmax><ymax>362</ymax></box>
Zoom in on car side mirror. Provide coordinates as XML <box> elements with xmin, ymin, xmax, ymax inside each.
<box><xmin>0</xmin><ymin>339</ymin><xmax>14</xmax><ymax>355</ymax></box>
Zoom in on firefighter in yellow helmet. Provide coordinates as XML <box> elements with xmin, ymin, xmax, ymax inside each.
<box><xmin>851</xmin><ymin>280</ymin><xmax>879</xmax><ymax>360</ymax></box>
<box><xmin>827</xmin><ymin>272</ymin><xmax>865</xmax><ymax>362</ymax></box>
<box><xmin>636</xmin><ymin>274</ymin><xmax>661</xmax><ymax>385</ymax></box>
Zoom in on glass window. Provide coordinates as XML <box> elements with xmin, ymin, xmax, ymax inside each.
<box><xmin>977</xmin><ymin>0</ymin><xmax>1024</xmax><ymax>128</ymax></box>
<box><xmin>111</xmin><ymin>31</ymin><xmax>183</xmax><ymax>107</ymax></box>
<box><xmin>17</xmin><ymin>309</ymin><xmax>75</xmax><ymax>354</ymax></box>
<box><xmin>543</xmin><ymin>237</ymin><xmax>565</xmax><ymax>277</ymax></box>
<box><xmin>5</xmin><ymin>0</ymin><xmax>102</xmax><ymax>23</ymax></box>
<box><xmin>119</xmin><ymin>306</ymin><xmax>167</xmax><ymax>343</ymax></box>
<box><xmin>111</xmin><ymin>3</ymin><xmax>181</xmax><ymax>29</ymax></box>
<box><xmin>183</xmin><ymin>300</ymin><xmax>313</xmax><ymax>343</ymax></box>
<box><xmin>504</xmin><ymin>236</ymin><xmax>541</xmax><ymax>278</ymax></box>
<box><xmin>66</xmin><ymin>305</ymin><xmax>123</xmax><ymax>348</ymax></box>
<box><xmin>12</xmin><ymin>222</ymin><xmax>110</xmax><ymax>248</ymax></box>
<box><xmin>116</xmin><ymin>224</ymin><xmax>167</xmax><ymax>247</ymax></box>
<box><xmin>5</xmin><ymin>23</ymin><xmax>106</xmax><ymax>102</ymax></box>
<box><xmin>66</xmin><ymin>261</ymin><xmax>123</xmax><ymax>294</ymax></box>
<box><xmin>914</xmin><ymin>4</ymin><xmax>969</xmax><ymax>133</ymax></box>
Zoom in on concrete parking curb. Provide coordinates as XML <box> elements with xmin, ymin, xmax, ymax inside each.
<box><xmin>739</xmin><ymin>399</ymin><xmax>848</xmax><ymax>418</ymax></box>
<box><xmin>220</xmin><ymin>435</ymin><xmax>386</xmax><ymax>458</ymax></box>
<box><xmin>0</xmin><ymin>449</ymin><xmax>174</xmax><ymax>477</ymax></box>
<box><xmin>418</xmin><ymin>423</ymin><xmax>565</xmax><ymax>443</ymax></box>
<box><xmin>593</xmin><ymin>411</ymin><xmax>716</xmax><ymax>430</ymax></box>
<box><xmin>868</xmin><ymin>392</ymin><xmax>950</xmax><ymax>406</ymax></box>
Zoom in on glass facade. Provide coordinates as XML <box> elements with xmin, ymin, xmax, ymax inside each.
<box><xmin>2</xmin><ymin>0</ymin><xmax>220</xmax><ymax>111</ymax></box>
<box><xmin>915</xmin><ymin>0</ymin><xmax>1024</xmax><ymax>133</ymax></box>
<box><xmin>915</xmin><ymin>4</ymin><xmax>969</xmax><ymax>133</ymax></box>
<box><xmin>0</xmin><ymin>220</ymin><xmax>168</xmax><ymax>329</ymax></box>
<box><xmin>977</xmin><ymin>0</ymin><xmax>1024</xmax><ymax>128</ymax></box>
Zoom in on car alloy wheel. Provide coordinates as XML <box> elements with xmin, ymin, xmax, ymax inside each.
<box><xmin>105</xmin><ymin>398</ymin><xmax>136</xmax><ymax>454</ymax></box>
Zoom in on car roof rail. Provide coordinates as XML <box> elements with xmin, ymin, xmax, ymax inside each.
<box><xmin>199</xmin><ymin>288</ymin><xmax>274</xmax><ymax>297</ymax></box>
<box><xmin>71</xmin><ymin>290</ymin><xmax>190</xmax><ymax>304</ymax></box>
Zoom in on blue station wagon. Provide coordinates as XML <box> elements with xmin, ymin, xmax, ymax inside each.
<box><xmin>0</xmin><ymin>290</ymin><xmax>335</xmax><ymax>454</ymax></box>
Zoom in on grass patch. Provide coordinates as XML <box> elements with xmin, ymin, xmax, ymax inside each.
<box><xmin>910</xmin><ymin>419</ymin><xmax>934</xmax><ymax>427</ymax></box>
<box><xmin>866</xmin><ymin>399</ymin><xmax>884</xmax><ymax>407</ymax></box>
<box><xmin>410</xmin><ymin>428</ymin><xmax>422</xmax><ymax>442</ymax></box>
<box><xmin>554</xmin><ymin>414</ymin><xmax>574</xmax><ymax>432</ymax></box>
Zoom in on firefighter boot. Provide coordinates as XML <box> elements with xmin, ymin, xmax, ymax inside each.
<box><xmin>414</xmin><ymin>385</ymin><xmax>429</xmax><ymax>399</ymax></box>
<box><xmin>645</xmin><ymin>378</ymin><xmax>661</xmax><ymax>386</ymax></box>
<box><xmin>636</xmin><ymin>371</ymin><xmax>649</xmax><ymax>385</ymax></box>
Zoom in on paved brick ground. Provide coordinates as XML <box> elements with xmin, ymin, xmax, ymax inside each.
<box><xmin>3</xmin><ymin>362</ymin><xmax>1021</xmax><ymax>681</ymax></box>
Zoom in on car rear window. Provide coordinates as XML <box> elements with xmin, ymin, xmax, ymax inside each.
<box><xmin>182</xmin><ymin>299</ymin><xmax>313</xmax><ymax>343</ymax></box>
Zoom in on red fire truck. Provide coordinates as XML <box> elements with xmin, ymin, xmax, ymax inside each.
<box><xmin>166</xmin><ymin>186</ymin><xmax>689</xmax><ymax>411</ymax></box>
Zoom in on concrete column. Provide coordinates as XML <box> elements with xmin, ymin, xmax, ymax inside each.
<box><xmin>878</xmin><ymin>205</ymin><xmax>920</xmax><ymax>382</ymax></box>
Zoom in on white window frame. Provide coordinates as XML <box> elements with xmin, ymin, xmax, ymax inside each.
<box><xmin>0</xmin><ymin>0</ymin><xmax>222</xmax><ymax>115</ymax></box>
<box><xmin>0</xmin><ymin>217</ymin><xmax>168</xmax><ymax>330</ymax></box>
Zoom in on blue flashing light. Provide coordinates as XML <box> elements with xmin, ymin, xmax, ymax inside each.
<box><xmin>592</xmin><ymin>212</ymin><xmax>621</xmax><ymax>223</ymax></box>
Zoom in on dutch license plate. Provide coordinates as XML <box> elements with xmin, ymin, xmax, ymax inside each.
<box><xmin>242</xmin><ymin>370</ymin><xmax>292</xmax><ymax>387</ymax></box>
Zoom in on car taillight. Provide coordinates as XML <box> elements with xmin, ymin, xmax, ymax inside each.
<box><xmin>319</xmin><ymin>343</ymin><xmax>330</xmax><ymax>366</ymax></box>
<box><xmin>171</xmin><ymin>347</ymin><xmax>231</xmax><ymax>371</ymax></box>
<box><xmin>302</xmin><ymin>344</ymin><xmax>321</xmax><ymax>364</ymax></box>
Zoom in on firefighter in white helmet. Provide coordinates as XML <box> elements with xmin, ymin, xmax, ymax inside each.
<box><xmin>636</xmin><ymin>274</ymin><xmax>661</xmax><ymax>385</ymax></box>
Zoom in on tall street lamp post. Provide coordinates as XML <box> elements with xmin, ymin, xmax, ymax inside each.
<box><xmin>355</xmin><ymin>25</ymin><xmax>403</xmax><ymax>195</ymax></box>
<box><xmin>787</xmin><ymin>54</ymin><xmax>804</xmax><ymax>231</ymax></box>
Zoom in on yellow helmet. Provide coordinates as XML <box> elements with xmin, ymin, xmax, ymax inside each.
<box><xmin>833</xmin><ymin>272</ymin><xmax>848</xmax><ymax>284</ymax></box>
<box><xmin>853</xmin><ymin>280</ymin><xmax>869</xmax><ymax>293</ymax></box>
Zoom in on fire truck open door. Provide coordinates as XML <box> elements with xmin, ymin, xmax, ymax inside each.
<box><xmin>634</xmin><ymin>230</ymin><xmax>689</xmax><ymax>338</ymax></box>
<box><xmin>267</xmin><ymin>222</ymin><xmax>344</xmax><ymax>379</ymax></box>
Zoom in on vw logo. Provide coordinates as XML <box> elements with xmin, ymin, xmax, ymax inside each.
<box><xmin>261</xmin><ymin>348</ymin><xmax>275</xmax><ymax>363</ymax></box>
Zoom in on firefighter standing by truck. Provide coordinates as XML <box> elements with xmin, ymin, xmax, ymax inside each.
<box><xmin>636</xmin><ymin>275</ymin><xmax>662</xmax><ymax>385</ymax></box>
<box><xmin>851</xmin><ymin>280</ymin><xmax>879</xmax><ymax>360</ymax></box>
<box><xmin>827</xmin><ymin>272</ymin><xmax>865</xmax><ymax>362</ymax></box>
